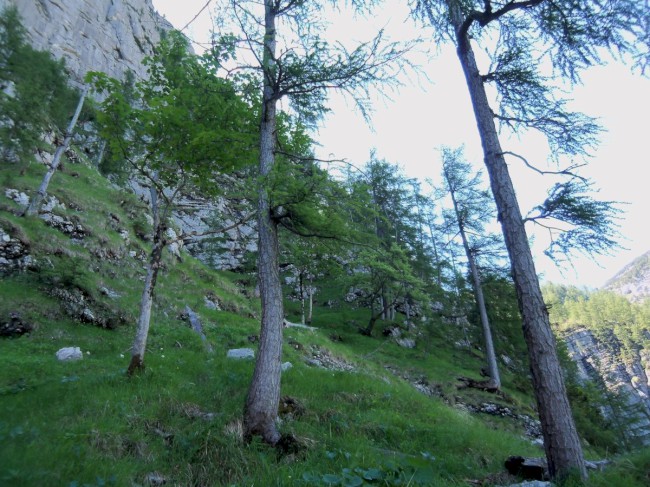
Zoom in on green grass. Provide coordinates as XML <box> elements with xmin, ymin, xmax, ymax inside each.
<box><xmin>1</xmin><ymin>154</ymin><xmax>648</xmax><ymax>486</ymax></box>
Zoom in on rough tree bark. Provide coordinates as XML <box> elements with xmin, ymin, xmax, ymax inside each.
<box><xmin>449</xmin><ymin>3</ymin><xmax>586</xmax><ymax>479</ymax></box>
<box><xmin>25</xmin><ymin>85</ymin><xmax>88</xmax><ymax>216</ymax></box>
<box><xmin>243</xmin><ymin>0</ymin><xmax>283</xmax><ymax>445</ymax></box>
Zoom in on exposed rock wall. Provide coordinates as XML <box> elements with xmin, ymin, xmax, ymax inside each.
<box><xmin>565</xmin><ymin>328</ymin><xmax>650</xmax><ymax>445</ymax></box>
<box><xmin>3</xmin><ymin>0</ymin><xmax>255</xmax><ymax>270</ymax></box>
<box><xmin>128</xmin><ymin>177</ymin><xmax>257</xmax><ymax>271</ymax></box>
<box><xmin>0</xmin><ymin>0</ymin><xmax>174</xmax><ymax>82</ymax></box>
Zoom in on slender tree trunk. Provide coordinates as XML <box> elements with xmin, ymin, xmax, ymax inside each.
<box><xmin>466</xmin><ymin>248</ymin><xmax>500</xmax><ymax>390</ymax></box>
<box><xmin>243</xmin><ymin>0</ymin><xmax>283</xmax><ymax>446</ymax></box>
<box><xmin>307</xmin><ymin>276</ymin><xmax>313</xmax><ymax>324</ymax></box>
<box><xmin>127</xmin><ymin>183</ymin><xmax>164</xmax><ymax>376</ymax></box>
<box><xmin>426</xmin><ymin>217</ymin><xmax>443</xmax><ymax>288</ymax></box>
<box><xmin>299</xmin><ymin>271</ymin><xmax>306</xmax><ymax>325</ymax></box>
<box><xmin>25</xmin><ymin>86</ymin><xmax>88</xmax><ymax>216</ymax></box>
<box><xmin>449</xmin><ymin>5</ymin><xmax>586</xmax><ymax>479</ymax></box>
<box><xmin>445</xmin><ymin>169</ymin><xmax>501</xmax><ymax>390</ymax></box>
<box><xmin>94</xmin><ymin>139</ymin><xmax>106</xmax><ymax>168</ymax></box>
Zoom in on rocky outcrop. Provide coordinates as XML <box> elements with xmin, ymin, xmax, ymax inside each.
<box><xmin>1</xmin><ymin>0</ymin><xmax>175</xmax><ymax>82</ymax></box>
<box><xmin>565</xmin><ymin>328</ymin><xmax>650</xmax><ymax>445</ymax></box>
<box><xmin>128</xmin><ymin>177</ymin><xmax>257</xmax><ymax>270</ymax></box>
<box><xmin>605</xmin><ymin>250</ymin><xmax>650</xmax><ymax>302</ymax></box>
<box><xmin>0</xmin><ymin>226</ymin><xmax>32</xmax><ymax>274</ymax></box>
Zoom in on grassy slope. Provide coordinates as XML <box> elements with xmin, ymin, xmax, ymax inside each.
<box><xmin>1</xmin><ymin>155</ymin><xmax>649</xmax><ymax>486</ymax></box>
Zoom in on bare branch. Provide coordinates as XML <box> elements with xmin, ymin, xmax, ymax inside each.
<box><xmin>500</xmin><ymin>150</ymin><xmax>587</xmax><ymax>180</ymax></box>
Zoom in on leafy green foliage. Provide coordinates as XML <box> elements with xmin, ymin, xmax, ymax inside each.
<box><xmin>88</xmin><ymin>31</ymin><xmax>258</xmax><ymax>194</ymax></box>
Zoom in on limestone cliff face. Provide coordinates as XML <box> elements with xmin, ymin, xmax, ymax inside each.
<box><xmin>565</xmin><ymin>328</ymin><xmax>650</xmax><ymax>445</ymax></box>
<box><xmin>2</xmin><ymin>0</ymin><xmax>256</xmax><ymax>269</ymax></box>
<box><xmin>605</xmin><ymin>251</ymin><xmax>650</xmax><ymax>302</ymax></box>
<box><xmin>0</xmin><ymin>0</ymin><xmax>174</xmax><ymax>82</ymax></box>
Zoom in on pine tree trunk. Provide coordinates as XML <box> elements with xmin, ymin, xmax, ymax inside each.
<box><xmin>449</xmin><ymin>5</ymin><xmax>586</xmax><ymax>479</ymax></box>
<box><xmin>445</xmin><ymin>169</ymin><xmax>501</xmax><ymax>390</ymax></box>
<box><xmin>25</xmin><ymin>86</ymin><xmax>88</xmax><ymax>216</ymax></box>
<box><xmin>243</xmin><ymin>0</ymin><xmax>283</xmax><ymax>446</ymax></box>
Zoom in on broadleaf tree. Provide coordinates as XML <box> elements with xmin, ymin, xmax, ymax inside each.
<box><xmin>410</xmin><ymin>0</ymin><xmax>649</xmax><ymax>479</ymax></box>
<box><xmin>88</xmin><ymin>31</ymin><xmax>258</xmax><ymax>376</ymax></box>
<box><xmin>216</xmin><ymin>0</ymin><xmax>412</xmax><ymax>445</ymax></box>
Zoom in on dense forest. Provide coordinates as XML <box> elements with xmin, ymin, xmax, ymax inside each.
<box><xmin>1</xmin><ymin>1</ymin><xmax>650</xmax><ymax>485</ymax></box>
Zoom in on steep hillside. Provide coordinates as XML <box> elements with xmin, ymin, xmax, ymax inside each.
<box><xmin>0</xmin><ymin>132</ymin><xmax>648</xmax><ymax>486</ymax></box>
<box><xmin>0</xmin><ymin>152</ymin><xmax>544</xmax><ymax>485</ymax></box>
<box><xmin>604</xmin><ymin>251</ymin><xmax>650</xmax><ymax>302</ymax></box>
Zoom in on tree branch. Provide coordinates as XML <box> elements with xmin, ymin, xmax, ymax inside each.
<box><xmin>500</xmin><ymin>151</ymin><xmax>587</xmax><ymax>180</ymax></box>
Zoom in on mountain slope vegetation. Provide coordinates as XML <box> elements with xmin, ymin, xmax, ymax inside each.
<box><xmin>1</xmin><ymin>6</ymin><xmax>650</xmax><ymax>485</ymax></box>
<box><xmin>0</xmin><ymin>119</ymin><xmax>647</xmax><ymax>486</ymax></box>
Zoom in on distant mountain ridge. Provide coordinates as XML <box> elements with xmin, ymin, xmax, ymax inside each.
<box><xmin>604</xmin><ymin>250</ymin><xmax>650</xmax><ymax>301</ymax></box>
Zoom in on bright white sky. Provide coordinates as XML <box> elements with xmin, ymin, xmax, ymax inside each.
<box><xmin>152</xmin><ymin>0</ymin><xmax>650</xmax><ymax>288</ymax></box>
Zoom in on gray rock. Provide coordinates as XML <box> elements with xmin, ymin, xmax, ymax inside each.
<box><xmin>40</xmin><ymin>213</ymin><xmax>87</xmax><ymax>239</ymax></box>
<box><xmin>565</xmin><ymin>327</ymin><xmax>650</xmax><ymax>445</ymax></box>
<box><xmin>41</xmin><ymin>195</ymin><xmax>65</xmax><ymax>213</ymax></box>
<box><xmin>204</xmin><ymin>296</ymin><xmax>220</xmax><ymax>310</ymax></box>
<box><xmin>0</xmin><ymin>312</ymin><xmax>33</xmax><ymax>337</ymax></box>
<box><xmin>281</xmin><ymin>361</ymin><xmax>293</xmax><ymax>372</ymax></box>
<box><xmin>4</xmin><ymin>0</ymin><xmax>176</xmax><ymax>84</ymax></box>
<box><xmin>503</xmin><ymin>482</ymin><xmax>552</xmax><ymax>487</ymax></box>
<box><xmin>99</xmin><ymin>287</ymin><xmax>121</xmax><ymax>299</ymax></box>
<box><xmin>396</xmin><ymin>338</ymin><xmax>416</xmax><ymax>349</ymax></box>
<box><xmin>227</xmin><ymin>348</ymin><xmax>255</xmax><ymax>360</ymax></box>
<box><xmin>4</xmin><ymin>188</ymin><xmax>29</xmax><ymax>206</ymax></box>
<box><xmin>144</xmin><ymin>471</ymin><xmax>166</xmax><ymax>486</ymax></box>
<box><xmin>0</xmin><ymin>228</ymin><xmax>32</xmax><ymax>274</ymax></box>
<box><xmin>56</xmin><ymin>347</ymin><xmax>83</xmax><ymax>361</ymax></box>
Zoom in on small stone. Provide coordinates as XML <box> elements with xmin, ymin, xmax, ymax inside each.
<box><xmin>503</xmin><ymin>482</ymin><xmax>552</xmax><ymax>487</ymax></box>
<box><xmin>56</xmin><ymin>347</ymin><xmax>83</xmax><ymax>361</ymax></box>
<box><xmin>204</xmin><ymin>296</ymin><xmax>219</xmax><ymax>310</ymax></box>
<box><xmin>396</xmin><ymin>338</ymin><xmax>416</xmax><ymax>349</ymax></box>
<box><xmin>99</xmin><ymin>287</ymin><xmax>120</xmax><ymax>299</ymax></box>
<box><xmin>227</xmin><ymin>348</ymin><xmax>255</xmax><ymax>360</ymax></box>
<box><xmin>281</xmin><ymin>361</ymin><xmax>293</xmax><ymax>372</ymax></box>
<box><xmin>144</xmin><ymin>471</ymin><xmax>166</xmax><ymax>486</ymax></box>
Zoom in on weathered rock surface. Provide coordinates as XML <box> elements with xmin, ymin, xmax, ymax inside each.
<box><xmin>0</xmin><ymin>312</ymin><xmax>34</xmax><ymax>337</ymax></box>
<box><xmin>565</xmin><ymin>327</ymin><xmax>650</xmax><ymax>445</ymax></box>
<box><xmin>40</xmin><ymin>212</ymin><xmax>88</xmax><ymax>239</ymax></box>
<box><xmin>1</xmin><ymin>0</ymin><xmax>175</xmax><ymax>83</ymax></box>
<box><xmin>306</xmin><ymin>345</ymin><xmax>355</xmax><ymax>372</ymax></box>
<box><xmin>0</xmin><ymin>226</ymin><xmax>32</xmax><ymax>274</ymax></box>
<box><xmin>227</xmin><ymin>348</ymin><xmax>254</xmax><ymax>360</ymax></box>
<box><xmin>56</xmin><ymin>346</ymin><xmax>83</xmax><ymax>361</ymax></box>
<box><xmin>49</xmin><ymin>288</ymin><xmax>120</xmax><ymax>329</ymax></box>
<box><xmin>128</xmin><ymin>177</ymin><xmax>257</xmax><ymax>270</ymax></box>
<box><xmin>605</xmin><ymin>250</ymin><xmax>650</xmax><ymax>302</ymax></box>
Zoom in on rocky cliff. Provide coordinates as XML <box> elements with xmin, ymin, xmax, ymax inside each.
<box><xmin>3</xmin><ymin>0</ymin><xmax>256</xmax><ymax>269</ymax></box>
<box><xmin>565</xmin><ymin>327</ymin><xmax>650</xmax><ymax>446</ymax></box>
<box><xmin>0</xmin><ymin>0</ymin><xmax>174</xmax><ymax>82</ymax></box>
<box><xmin>605</xmin><ymin>251</ymin><xmax>650</xmax><ymax>302</ymax></box>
